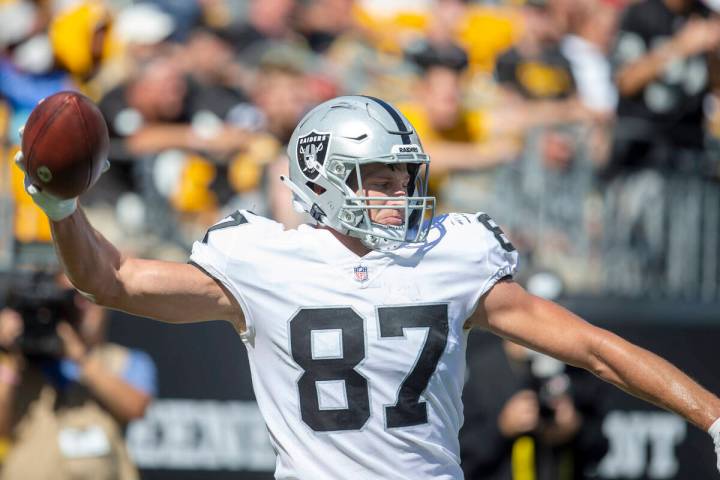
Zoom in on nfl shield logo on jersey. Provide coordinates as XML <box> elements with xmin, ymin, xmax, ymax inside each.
<box><xmin>297</xmin><ymin>130</ymin><xmax>330</xmax><ymax>180</ymax></box>
<box><xmin>353</xmin><ymin>265</ymin><xmax>369</xmax><ymax>282</ymax></box>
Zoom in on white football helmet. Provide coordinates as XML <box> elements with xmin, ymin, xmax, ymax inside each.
<box><xmin>282</xmin><ymin>95</ymin><xmax>435</xmax><ymax>250</ymax></box>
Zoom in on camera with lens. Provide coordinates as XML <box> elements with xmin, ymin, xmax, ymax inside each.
<box><xmin>4</xmin><ymin>272</ymin><xmax>80</xmax><ymax>359</ymax></box>
<box><xmin>525</xmin><ymin>351</ymin><xmax>572</xmax><ymax>421</ymax></box>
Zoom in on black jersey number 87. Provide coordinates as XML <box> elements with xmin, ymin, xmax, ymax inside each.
<box><xmin>289</xmin><ymin>304</ymin><xmax>448</xmax><ymax>432</ymax></box>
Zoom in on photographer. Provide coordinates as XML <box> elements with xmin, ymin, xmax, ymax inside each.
<box><xmin>0</xmin><ymin>273</ymin><xmax>156</xmax><ymax>480</ymax></box>
<box><xmin>460</xmin><ymin>336</ymin><xmax>608</xmax><ymax>480</ymax></box>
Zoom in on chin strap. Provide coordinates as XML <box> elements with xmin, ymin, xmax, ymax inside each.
<box><xmin>280</xmin><ymin>175</ymin><xmax>324</xmax><ymax>218</ymax></box>
<box><xmin>280</xmin><ymin>175</ymin><xmax>329</xmax><ymax>225</ymax></box>
<box><xmin>280</xmin><ymin>175</ymin><xmax>311</xmax><ymax>208</ymax></box>
<box><xmin>360</xmin><ymin>232</ymin><xmax>403</xmax><ymax>252</ymax></box>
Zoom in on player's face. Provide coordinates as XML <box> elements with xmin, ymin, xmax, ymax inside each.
<box><xmin>357</xmin><ymin>163</ymin><xmax>410</xmax><ymax>226</ymax></box>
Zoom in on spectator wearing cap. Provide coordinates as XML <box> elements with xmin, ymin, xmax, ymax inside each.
<box><xmin>398</xmin><ymin>40</ymin><xmax>524</xmax><ymax>209</ymax></box>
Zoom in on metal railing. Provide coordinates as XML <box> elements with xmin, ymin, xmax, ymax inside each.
<box><xmin>603</xmin><ymin>171</ymin><xmax>720</xmax><ymax>301</ymax></box>
<box><xmin>444</xmin><ymin>124</ymin><xmax>720</xmax><ymax>301</ymax></box>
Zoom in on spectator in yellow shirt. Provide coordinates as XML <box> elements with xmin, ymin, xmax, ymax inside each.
<box><xmin>399</xmin><ymin>41</ymin><xmax>521</xmax><ymax>200</ymax></box>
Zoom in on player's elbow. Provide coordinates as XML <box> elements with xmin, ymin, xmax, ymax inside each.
<box><xmin>91</xmin><ymin>288</ymin><xmax>121</xmax><ymax>310</ymax></box>
<box><xmin>75</xmin><ymin>271</ymin><xmax>125</xmax><ymax>310</ymax></box>
<box><xmin>65</xmin><ymin>276</ymin><xmax>117</xmax><ymax>308</ymax></box>
<box><xmin>75</xmin><ymin>288</ymin><xmax>105</xmax><ymax>306</ymax></box>
<box><xmin>584</xmin><ymin>328</ymin><xmax>625</xmax><ymax>384</ymax></box>
<box><xmin>65</xmin><ymin>258</ymin><xmax>129</xmax><ymax>309</ymax></box>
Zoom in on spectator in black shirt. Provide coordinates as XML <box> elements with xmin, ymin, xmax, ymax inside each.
<box><xmin>603</xmin><ymin>0</ymin><xmax>720</xmax><ymax>297</ymax></box>
<box><xmin>93</xmin><ymin>52</ymin><xmax>254</xmax><ymax>208</ymax></box>
<box><xmin>610</xmin><ymin>0</ymin><xmax>720</xmax><ymax>173</ymax></box>
<box><xmin>99</xmin><ymin>53</ymin><xmax>251</xmax><ymax>159</ymax></box>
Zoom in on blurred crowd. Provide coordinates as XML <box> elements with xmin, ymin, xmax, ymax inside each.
<box><xmin>3</xmin><ymin>2</ymin><xmax>720</xmax><ymax>478</ymax></box>
<box><xmin>3</xmin><ymin>0</ymin><xmax>720</xmax><ymax>298</ymax></box>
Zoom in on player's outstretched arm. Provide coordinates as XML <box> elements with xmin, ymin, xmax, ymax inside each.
<box><xmin>13</xmin><ymin>147</ymin><xmax>243</xmax><ymax>329</ymax></box>
<box><xmin>50</xmin><ymin>209</ymin><xmax>242</xmax><ymax>328</ymax></box>
<box><xmin>471</xmin><ymin>279</ymin><xmax>720</xmax><ymax>471</ymax></box>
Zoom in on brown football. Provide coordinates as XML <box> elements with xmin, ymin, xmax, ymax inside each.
<box><xmin>21</xmin><ymin>91</ymin><xmax>109</xmax><ymax>199</ymax></box>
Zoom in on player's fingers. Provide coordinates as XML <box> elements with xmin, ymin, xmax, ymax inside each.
<box><xmin>18</xmin><ymin>125</ymin><xmax>24</xmax><ymax>139</ymax></box>
<box><xmin>19</xmin><ymin>163</ymin><xmax>46</xmax><ymax>196</ymax></box>
<box><xmin>25</xmin><ymin>180</ymin><xmax>41</xmax><ymax>196</ymax></box>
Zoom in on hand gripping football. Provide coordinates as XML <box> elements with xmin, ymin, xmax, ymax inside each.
<box><xmin>21</xmin><ymin>91</ymin><xmax>109</xmax><ymax>199</ymax></box>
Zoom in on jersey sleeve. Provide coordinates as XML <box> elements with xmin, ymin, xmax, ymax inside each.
<box><xmin>188</xmin><ymin>210</ymin><xmax>260</xmax><ymax>336</ymax></box>
<box><xmin>466</xmin><ymin>212</ymin><xmax>519</xmax><ymax>307</ymax></box>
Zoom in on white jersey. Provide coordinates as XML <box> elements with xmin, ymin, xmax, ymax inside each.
<box><xmin>189</xmin><ymin>210</ymin><xmax>518</xmax><ymax>480</ymax></box>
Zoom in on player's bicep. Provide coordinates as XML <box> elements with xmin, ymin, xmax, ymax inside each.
<box><xmin>110</xmin><ymin>257</ymin><xmax>243</xmax><ymax>327</ymax></box>
<box><xmin>473</xmin><ymin>280</ymin><xmax>602</xmax><ymax>371</ymax></box>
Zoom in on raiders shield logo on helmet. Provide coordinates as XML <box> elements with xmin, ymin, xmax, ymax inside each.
<box><xmin>297</xmin><ymin>130</ymin><xmax>330</xmax><ymax>180</ymax></box>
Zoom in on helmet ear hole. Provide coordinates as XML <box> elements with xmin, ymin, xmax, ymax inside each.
<box><xmin>306</xmin><ymin>181</ymin><xmax>327</xmax><ymax>195</ymax></box>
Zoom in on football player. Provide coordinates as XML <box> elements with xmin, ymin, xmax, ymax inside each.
<box><xmin>14</xmin><ymin>95</ymin><xmax>720</xmax><ymax>479</ymax></box>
